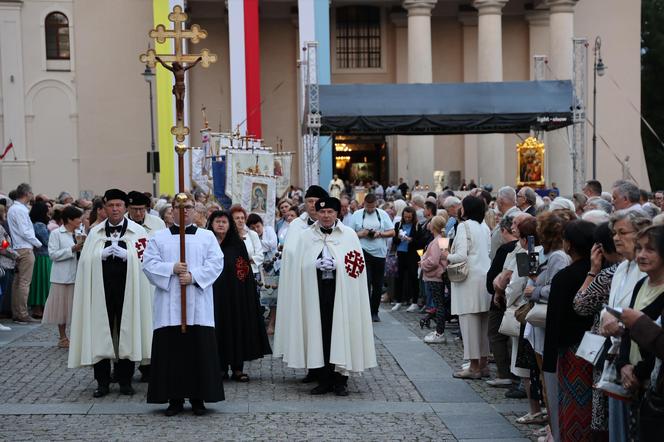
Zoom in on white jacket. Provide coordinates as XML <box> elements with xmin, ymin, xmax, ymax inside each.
<box><xmin>48</xmin><ymin>226</ymin><xmax>78</xmax><ymax>284</ymax></box>
<box><xmin>448</xmin><ymin>220</ymin><xmax>492</xmax><ymax>315</ymax></box>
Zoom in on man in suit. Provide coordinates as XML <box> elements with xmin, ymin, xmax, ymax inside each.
<box><xmin>517</xmin><ymin>187</ymin><xmax>537</xmax><ymax>216</ymax></box>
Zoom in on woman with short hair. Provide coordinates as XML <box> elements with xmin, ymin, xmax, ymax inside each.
<box><xmin>42</xmin><ymin>206</ymin><xmax>83</xmax><ymax>348</ymax></box>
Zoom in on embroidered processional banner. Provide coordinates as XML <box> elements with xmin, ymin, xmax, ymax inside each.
<box><xmin>239</xmin><ymin>172</ymin><xmax>276</xmax><ymax>228</ymax></box>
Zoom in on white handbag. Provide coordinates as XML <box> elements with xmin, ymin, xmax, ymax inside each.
<box><xmin>498</xmin><ymin>305</ymin><xmax>521</xmax><ymax>337</ymax></box>
<box><xmin>525</xmin><ymin>303</ymin><xmax>547</xmax><ymax>328</ymax></box>
<box><xmin>576</xmin><ymin>331</ymin><xmax>607</xmax><ymax>366</ymax></box>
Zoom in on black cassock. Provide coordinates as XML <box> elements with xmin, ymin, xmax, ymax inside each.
<box><xmin>212</xmin><ymin>236</ymin><xmax>271</xmax><ymax>372</ymax></box>
<box><xmin>93</xmin><ymin>219</ymin><xmax>134</xmax><ymax>387</ymax></box>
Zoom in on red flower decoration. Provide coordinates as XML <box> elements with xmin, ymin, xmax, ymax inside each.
<box><xmin>235</xmin><ymin>256</ymin><xmax>250</xmax><ymax>281</ymax></box>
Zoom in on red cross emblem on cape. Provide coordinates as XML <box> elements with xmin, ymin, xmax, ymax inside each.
<box><xmin>235</xmin><ymin>256</ymin><xmax>250</xmax><ymax>282</ymax></box>
<box><xmin>344</xmin><ymin>250</ymin><xmax>365</xmax><ymax>279</ymax></box>
<box><xmin>134</xmin><ymin>238</ymin><xmax>147</xmax><ymax>262</ymax></box>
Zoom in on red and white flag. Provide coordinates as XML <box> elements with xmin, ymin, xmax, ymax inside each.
<box><xmin>0</xmin><ymin>141</ymin><xmax>13</xmax><ymax>160</ymax></box>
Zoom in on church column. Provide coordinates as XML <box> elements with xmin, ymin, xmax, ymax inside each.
<box><xmin>403</xmin><ymin>0</ymin><xmax>437</xmax><ymax>188</ymax></box>
<box><xmin>391</xmin><ymin>11</ymin><xmax>409</xmax><ymax>184</ymax></box>
<box><xmin>459</xmin><ymin>12</ymin><xmax>478</xmax><ymax>186</ymax></box>
<box><xmin>547</xmin><ymin>0</ymin><xmax>577</xmax><ymax>195</ymax></box>
<box><xmin>473</xmin><ymin>0</ymin><xmax>508</xmax><ymax>189</ymax></box>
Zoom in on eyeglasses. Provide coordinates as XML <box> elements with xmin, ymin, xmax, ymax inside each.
<box><xmin>613</xmin><ymin>229</ymin><xmax>636</xmax><ymax>237</ymax></box>
<box><xmin>182</xmin><ymin>206</ymin><xmax>195</xmax><ymax>210</ymax></box>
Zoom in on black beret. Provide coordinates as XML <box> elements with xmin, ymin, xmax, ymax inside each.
<box><xmin>103</xmin><ymin>189</ymin><xmax>128</xmax><ymax>205</ymax></box>
<box><xmin>315</xmin><ymin>197</ymin><xmax>341</xmax><ymax>213</ymax></box>
<box><xmin>304</xmin><ymin>185</ymin><xmax>328</xmax><ymax>200</ymax></box>
<box><xmin>127</xmin><ymin>191</ymin><xmax>150</xmax><ymax>207</ymax></box>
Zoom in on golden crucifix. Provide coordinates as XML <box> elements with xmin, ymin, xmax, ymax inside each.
<box><xmin>139</xmin><ymin>5</ymin><xmax>218</xmax><ymax>333</ymax></box>
<box><xmin>139</xmin><ymin>4</ymin><xmax>217</xmax><ymax>142</ymax></box>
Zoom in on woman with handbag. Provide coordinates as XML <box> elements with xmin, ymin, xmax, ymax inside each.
<box><xmin>522</xmin><ymin>210</ymin><xmax>573</xmax><ymax>441</ymax></box>
<box><xmin>613</xmin><ymin>225</ymin><xmax>664</xmax><ymax>441</ymax></box>
<box><xmin>391</xmin><ymin>207</ymin><xmax>423</xmax><ymax>312</ymax></box>
<box><xmin>572</xmin><ymin>222</ymin><xmax>623</xmax><ymax>438</ymax></box>
<box><xmin>542</xmin><ymin>220</ymin><xmax>596</xmax><ymax>442</ymax></box>
<box><xmin>599</xmin><ymin>209</ymin><xmax>650</xmax><ymax>442</ymax></box>
<box><xmin>442</xmin><ymin>196</ymin><xmax>491</xmax><ymax>379</ymax></box>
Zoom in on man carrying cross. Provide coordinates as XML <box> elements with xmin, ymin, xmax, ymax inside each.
<box><xmin>142</xmin><ymin>193</ymin><xmax>224</xmax><ymax>416</ymax></box>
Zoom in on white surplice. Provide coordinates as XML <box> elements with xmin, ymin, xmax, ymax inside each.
<box><xmin>142</xmin><ymin>227</ymin><xmax>224</xmax><ymax>329</ymax></box>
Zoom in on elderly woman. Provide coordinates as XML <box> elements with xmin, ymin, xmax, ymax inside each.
<box><xmin>542</xmin><ymin>220</ymin><xmax>596</xmax><ymax>442</ymax></box>
<box><xmin>230</xmin><ymin>205</ymin><xmax>264</xmax><ymax>280</ymax></box>
<box><xmin>599</xmin><ymin>209</ymin><xmax>650</xmax><ymax>442</ymax></box>
<box><xmin>443</xmin><ymin>196</ymin><xmax>491</xmax><ymax>379</ymax></box>
<box><xmin>612</xmin><ymin>225</ymin><xmax>664</xmax><ymax>440</ymax></box>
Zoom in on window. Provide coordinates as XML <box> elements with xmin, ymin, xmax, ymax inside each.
<box><xmin>335</xmin><ymin>6</ymin><xmax>381</xmax><ymax>69</ymax></box>
<box><xmin>45</xmin><ymin>12</ymin><xmax>70</xmax><ymax>60</ymax></box>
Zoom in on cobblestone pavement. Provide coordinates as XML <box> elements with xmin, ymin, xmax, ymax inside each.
<box><xmin>0</xmin><ymin>307</ymin><xmax>536</xmax><ymax>441</ymax></box>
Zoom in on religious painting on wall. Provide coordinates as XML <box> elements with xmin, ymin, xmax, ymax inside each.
<box><xmin>239</xmin><ymin>172</ymin><xmax>276</xmax><ymax>228</ymax></box>
<box><xmin>516</xmin><ymin>136</ymin><xmax>545</xmax><ymax>187</ymax></box>
<box><xmin>350</xmin><ymin>163</ymin><xmax>373</xmax><ymax>182</ymax></box>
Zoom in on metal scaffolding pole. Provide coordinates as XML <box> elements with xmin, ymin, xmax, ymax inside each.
<box><xmin>572</xmin><ymin>38</ymin><xmax>588</xmax><ymax>193</ymax></box>
<box><xmin>302</xmin><ymin>41</ymin><xmax>321</xmax><ymax>188</ymax></box>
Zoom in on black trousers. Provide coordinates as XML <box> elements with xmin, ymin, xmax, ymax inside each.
<box><xmin>94</xmin><ymin>256</ymin><xmax>134</xmax><ymax>385</ymax></box>
<box><xmin>488</xmin><ymin>305</ymin><xmax>512</xmax><ymax>379</ymax></box>
<box><xmin>362</xmin><ymin>250</ymin><xmax>385</xmax><ymax>315</ymax></box>
<box><xmin>315</xmin><ymin>272</ymin><xmax>347</xmax><ymax>388</ymax></box>
<box><xmin>396</xmin><ymin>251</ymin><xmax>419</xmax><ymax>304</ymax></box>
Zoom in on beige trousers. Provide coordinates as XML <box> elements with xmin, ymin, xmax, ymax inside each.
<box><xmin>11</xmin><ymin>248</ymin><xmax>35</xmax><ymax>319</ymax></box>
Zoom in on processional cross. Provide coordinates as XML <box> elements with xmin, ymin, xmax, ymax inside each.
<box><xmin>139</xmin><ymin>5</ymin><xmax>218</xmax><ymax>333</ymax></box>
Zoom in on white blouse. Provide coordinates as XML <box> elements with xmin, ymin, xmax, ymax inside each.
<box><xmin>243</xmin><ymin>228</ymin><xmax>264</xmax><ymax>274</ymax></box>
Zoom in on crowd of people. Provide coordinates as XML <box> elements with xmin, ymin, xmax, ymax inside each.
<box><xmin>1</xmin><ymin>178</ymin><xmax>664</xmax><ymax>440</ymax></box>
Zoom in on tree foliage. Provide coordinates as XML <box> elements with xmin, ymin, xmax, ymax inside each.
<box><xmin>642</xmin><ymin>0</ymin><xmax>664</xmax><ymax>190</ymax></box>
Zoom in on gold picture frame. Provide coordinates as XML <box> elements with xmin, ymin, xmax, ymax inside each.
<box><xmin>516</xmin><ymin>137</ymin><xmax>545</xmax><ymax>187</ymax></box>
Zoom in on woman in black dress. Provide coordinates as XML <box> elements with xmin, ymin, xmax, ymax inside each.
<box><xmin>207</xmin><ymin>211</ymin><xmax>271</xmax><ymax>382</ymax></box>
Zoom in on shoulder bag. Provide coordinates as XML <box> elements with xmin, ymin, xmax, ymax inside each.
<box><xmin>447</xmin><ymin>222</ymin><xmax>470</xmax><ymax>283</ymax></box>
<box><xmin>525</xmin><ymin>302</ymin><xmax>547</xmax><ymax>328</ymax></box>
<box><xmin>499</xmin><ymin>305</ymin><xmax>521</xmax><ymax>337</ymax></box>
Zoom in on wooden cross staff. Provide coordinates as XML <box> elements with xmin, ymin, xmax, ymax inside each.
<box><xmin>139</xmin><ymin>5</ymin><xmax>218</xmax><ymax>333</ymax></box>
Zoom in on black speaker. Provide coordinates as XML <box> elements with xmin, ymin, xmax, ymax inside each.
<box><xmin>147</xmin><ymin>151</ymin><xmax>160</xmax><ymax>173</ymax></box>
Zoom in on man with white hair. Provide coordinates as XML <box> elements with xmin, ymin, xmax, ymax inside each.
<box><xmin>516</xmin><ymin>187</ymin><xmax>537</xmax><ymax>216</ymax></box>
<box><xmin>611</xmin><ymin>179</ymin><xmax>641</xmax><ymax>212</ymax></box>
<box><xmin>584</xmin><ymin>197</ymin><xmax>612</xmax><ymax>214</ymax></box>
<box><xmin>549</xmin><ymin>197</ymin><xmax>576</xmax><ymax>212</ymax></box>
<box><xmin>486</xmin><ymin>187</ymin><xmax>521</xmax><ymax>388</ymax></box>
<box><xmin>411</xmin><ymin>194</ymin><xmax>426</xmax><ymax>223</ymax></box>
<box><xmin>581</xmin><ymin>209</ymin><xmax>611</xmax><ymax>225</ymax></box>
<box><xmin>491</xmin><ymin>187</ymin><xmax>520</xmax><ymax>259</ymax></box>
<box><xmin>442</xmin><ymin>196</ymin><xmax>461</xmax><ymax>238</ymax></box>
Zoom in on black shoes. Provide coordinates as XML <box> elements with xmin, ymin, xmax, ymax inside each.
<box><xmin>310</xmin><ymin>383</ymin><xmax>348</xmax><ymax>396</ymax></box>
<box><xmin>165</xmin><ymin>400</ymin><xmax>184</xmax><ymax>417</ymax></box>
<box><xmin>301</xmin><ymin>371</ymin><xmax>317</xmax><ymax>384</ymax></box>
<box><xmin>310</xmin><ymin>384</ymin><xmax>331</xmax><ymax>395</ymax></box>
<box><xmin>119</xmin><ymin>384</ymin><xmax>135</xmax><ymax>396</ymax></box>
<box><xmin>92</xmin><ymin>384</ymin><xmax>109</xmax><ymax>398</ymax></box>
<box><xmin>334</xmin><ymin>384</ymin><xmax>349</xmax><ymax>397</ymax></box>
<box><xmin>371</xmin><ymin>313</ymin><xmax>381</xmax><ymax>323</ymax></box>
<box><xmin>190</xmin><ymin>399</ymin><xmax>206</xmax><ymax>416</ymax></box>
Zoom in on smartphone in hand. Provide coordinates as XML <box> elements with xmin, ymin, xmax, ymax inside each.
<box><xmin>604</xmin><ymin>304</ymin><xmax>623</xmax><ymax>319</ymax></box>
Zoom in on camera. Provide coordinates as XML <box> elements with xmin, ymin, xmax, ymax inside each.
<box><xmin>367</xmin><ymin>229</ymin><xmax>376</xmax><ymax>238</ymax></box>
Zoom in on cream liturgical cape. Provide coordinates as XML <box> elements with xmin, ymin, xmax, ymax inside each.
<box><xmin>273</xmin><ymin>213</ymin><xmax>310</xmax><ymax>360</ymax></box>
<box><xmin>68</xmin><ymin>220</ymin><xmax>153</xmax><ymax>368</ymax></box>
<box><xmin>141</xmin><ymin>213</ymin><xmax>166</xmax><ymax>238</ymax></box>
<box><xmin>142</xmin><ymin>226</ymin><xmax>224</xmax><ymax>329</ymax></box>
<box><xmin>276</xmin><ymin>220</ymin><xmax>377</xmax><ymax>373</ymax></box>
